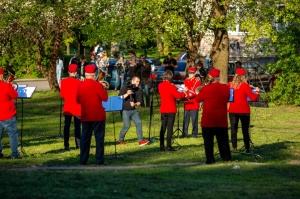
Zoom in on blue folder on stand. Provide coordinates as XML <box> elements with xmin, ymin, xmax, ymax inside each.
<box><xmin>229</xmin><ymin>88</ymin><xmax>257</xmax><ymax>102</ymax></box>
<box><xmin>102</xmin><ymin>96</ymin><xmax>123</xmax><ymax>112</ymax></box>
<box><xmin>229</xmin><ymin>88</ymin><xmax>234</xmax><ymax>102</ymax></box>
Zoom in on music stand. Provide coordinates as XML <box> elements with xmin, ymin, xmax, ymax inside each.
<box><xmin>102</xmin><ymin>96</ymin><xmax>123</xmax><ymax>159</ymax></box>
<box><xmin>17</xmin><ymin>85</ymin><xmax>36</xmax><ymax>157</ymax></box>
<box><xmin>148</xmin><ymin>86</ymin><xmax>155</xmax><ymax>143</ymax></box>
<box><xmin>172</xmin><ymin>100</ymin><xmax>182</xmax><ymax>147</ymax></box>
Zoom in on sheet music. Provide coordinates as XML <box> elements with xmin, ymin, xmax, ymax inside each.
<box><xmin>17</xmin><ymin>86</ymin><xmax>36</xmax><ymax>98</ymax></box>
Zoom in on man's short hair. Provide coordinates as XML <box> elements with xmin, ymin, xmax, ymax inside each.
<box><xmin>235</xmin><ymin>61</ymin><xmax>242</xmax><ymax>66</ymax></box>
<box><xmin>168</xmin><ymin>53</ymin><xmax>172</xmax><ymax>56</ymax></box>
<box><xmin>162</xmin><ymin>70</ymin><xmax>173</xmax><ymax>81</ymax></box>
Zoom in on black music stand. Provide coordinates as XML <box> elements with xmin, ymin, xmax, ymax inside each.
<box><xmin>17</xmin><ymin>85</ymin><xmax>36</xmax><ymax>157</ymax></box>
<box><xmin>172</xmin><ymin>100</ymin><xmax>182</xmax><ymax>147</ymax></box>
<box><xmin>58</xmin><ymin>97</ymin><xmax>63</xmax><ymax>138</ymax></box>
<box><xmin>102</xmin><ymin>96</ymin><xmax>123</xmax><ymax>159</ymax></box>
<box><xmin>148</xmin><ymin>86</ymin><xmax>155</xmax><ymax>143</ymax></box>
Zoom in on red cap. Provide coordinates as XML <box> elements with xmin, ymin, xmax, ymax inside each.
<box><xmin>209</xmin><ymin>68</ymin><xmax>220</xmax><ymax>77</ymax></box>
<box><xmin>85</xmin><ymin>64</ymin><xmax>96</xmax><ymax>73</ymax></box>
<box><xmin>235</xmin><ymin>68</ymin><xmax>246</xmax><ymax>75</ymax></box>
<box><xmin>188</xmin><ymin>67</ymin><xmax>197</xmax><ymax>73</ymax></box>
<box><xmin>0</xmin><ymin>68</ymin><xmax>4</xmax><ymax>75</ymax></box>
<box><xmin>68</xmin><ymin>64</ymin><xmax>78</xmax><ymax>72</ymax></box>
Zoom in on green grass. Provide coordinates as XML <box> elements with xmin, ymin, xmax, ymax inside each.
<box><xmin>1</xmin><ymin>91</ymin><xmax>300</xmax><ymax>198</ymax></box>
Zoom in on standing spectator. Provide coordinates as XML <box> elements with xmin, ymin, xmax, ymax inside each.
<box><xmin>94</xmin><ymin>42</ymin><xmax>104</xmax><ymax>57</ymax></box>
<box><xmin>235</xmin><ymin>61</ymin><xmax>242</xmax><ymax>68</ymax></box>
<box><xmin>158</xmin><ymin>70</ymin><xmax>187</xmax><ymax>151</ymax></box>
<box><xmin>162</xmin><ymin>53</ymin><xmax>177</xmax><ymax>75</ymax></box>
<box><xmin>60</xmin><ymin>64</ymin><xmax>81</xmax><ymax>150</ymax></box>
<box><xmin>136</xmin><ymin>54</ymin><xmax>151</xmax><ymax>107</ymax></box>
<box><xmin>228</xmin><ymin>68</ymin><xmax>260</xmax><ymax>153</ymax></box>
<box><xmin>76</xmin><ymin>65</ymin><xmax>108</xmax><ymax>165</ymax></box>
<box><xmin>96</xmin><ymin>50</ymin><xmax>109</xmax><ymax>81</ymax></box>
<box><xmin>118</xmin><ymin>76</ymin><xmax>150</xmax><ymax>146</ymax></box>
<box><xmin>69</xmin><ymin>52</ymin><xmax>80</xmax><ymax>79</ymax></box>
<box><xmin>69</xmin><ymin>52</ymin><xmax>79</xmax><ymax>65</ymax></box>
<box><xmin>114</xmin><ymin>53</ymin><xmax>127</xmax><ymax>91</ymax></box>
<box><xmin>0</xmin><ymin>68</ymin><xmax>20</xmax><ymax>159</ymax></box>
<box><xmin>195</xmin><ymin>61</ymin><xmax>207</xmax><ymax>82</ymax></box>
<box><xmin>126</xmin><ymin>50</ymin><xmax>139</xmax><ymax>80</ymax></box>
<box><xmin>181</xmin><ymin>67</ymin><xmax>202</xmax><ymax>138</ymax></box>
<box><xmin>79</xmin><ymin>56</ymin><xmax>88</xmax><ymax>80</ymax></box>
<box><xmin>195</xmin><ymin>68</ymin><xmax>232</xmax><ymax>164</ymax></box>
<box><xmin>89</xmin><ymin>54</ymin><xmax>98</xmax><ymax>79</ymax></box>
<box><xmin>56</xmin><ymin>56</ymin><xmax>64</xmax><ymax>85</ymax></box>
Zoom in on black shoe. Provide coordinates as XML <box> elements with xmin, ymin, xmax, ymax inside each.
<box><xmin>166</xmin><ymin>147</ymin><xmax>177</xmax><ymax>152</ymax></box>
<box><xmin>160</xmin><ymin>146</ymin><xmax>166</xmax><ymax>151</ymax></box>
<box><xmin>245</xmin><ymin>150</ymin><xmax>253</xmax><ymax>154</ymax></box>
<box><xmin>11</xmin><ymin>155</ymin><xmax>22</xmax><ymax>159</ymax></box>
<box><xmin>180</xmin><ymin>135</ymin><xmax>187</xmax><ymax>138</ymax></box>
<box><xmin>64</xmin><ymin>147</ymin><xmax>69</xmax><ymax>150</ymax></box>
<box><xmin>192</xmin><ymin>135</ymin><xmax>198</xmax><ymax>138</ymax></box>
<box><xmin>97</xmin><ymin>162</ymin><xmax>109</xmax><ymax>165</ymax></box>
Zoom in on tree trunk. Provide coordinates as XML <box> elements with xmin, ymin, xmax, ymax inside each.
<box><xmin>35</xmin><ymin>38</ymin><xmax>47</xmax><ymax>76</ymax></box>
<box><xmin>48</xmin><ymin>32</ymin><xmax>64</xmax><ymax>91</ymax></box>
<box><xmin>210</xmin><ymin>29</ymin><xmax>229</xmax><ymax>83</ymax></box>
<box><xmin>210</xmin><ymin>0</ymin><xmax>230</xmax><ymax>84</ymax></box>
<box><xmin>157</xmin><ymin>37</ymin><xmax>164</xmax><ymax>56</ymax></box>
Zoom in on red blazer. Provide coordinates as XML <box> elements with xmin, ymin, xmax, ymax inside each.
<box><xmin>195</xmin><ymin>82</ymin><xmax>230</xmax><ymax>127</ymax></box>
<box><xmin>158</xmin><ymin>80</ymin><xmax>185</xmax><ymax>113</ymax></box>
<box><xmin>228</xmin><ymin>82</ymin><xmax>259</xmax><ymax>114</ymax></box>
<box><xmin>76</xmin><ymin>79</ymin><xmax>108</xmax><ymax>122</ymax></box>
<box><xmin>183</xmin><ymin>77</ymin><xmax>201</xmax><ymax>110</ymax></box>
<box><xmin>0</xmin><ymin>81</ymin><xmax>18</xmax><ymax>120</ymax></box>
<box><xmin>60</xmin><ymin>77</ymin><xmax>81</xmax><ymax>116</ymax></box>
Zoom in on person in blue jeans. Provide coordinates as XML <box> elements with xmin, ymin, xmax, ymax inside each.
<box><xmin>114</xmin><ymin>54</ymin><xmax>127</xmax><ymax>91</ymax></box>
<box><xmin>118</xmin><ymin>76</ymin><xmax>150</xmax><ymax>146</ymax></box>
<box><xmin>0</xmin><ymin>68</ymin><xmax>20</xmax><ymax>159</ymax></box>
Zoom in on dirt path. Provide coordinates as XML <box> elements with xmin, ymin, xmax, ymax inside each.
<box><xmin>12</xmin><ymin>162</ymin><xmax>202</xmax><ymax>171</ymax></box>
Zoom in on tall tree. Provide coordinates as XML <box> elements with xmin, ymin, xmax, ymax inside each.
<box><xmin>0</xmin><ymin>0</ymin><xmax>88</xmax><ymax>91</ymax></box>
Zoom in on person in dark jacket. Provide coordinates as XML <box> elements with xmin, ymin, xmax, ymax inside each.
<box><xmin>118</xmin><ymin>76</ymin><xmax>150</xmax><ymax>146</ymax></box>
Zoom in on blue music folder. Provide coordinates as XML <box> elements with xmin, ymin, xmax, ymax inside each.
<box><xmin>229</xmin><ymin>88</ymin><xmax>234</xmax><ymax>102</ymax></box>
<box><xmin>102</xmin><ymin>96</ymin><xmax>123</xmax><ymax>112</ymax></box>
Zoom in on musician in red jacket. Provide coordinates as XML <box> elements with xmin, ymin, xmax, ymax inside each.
<box><xmin>60</xmin><ymin>64</ymin><xmax>81</xmax><ymax>150</ymax></box>
<box><xmin>0</xmin><ymin>68</ymin><xmax>20</xmax><ymax>159</ymax></box>
<box><xmin>182</xmin><ymin>67</ymin><xmax>202</xmax><ymax>138</ymax></box>
<box><xmin>195</xmin><ymin>68</ymin><xmax>231</xmax><ymax>164</ymax></box>
<box><xmin>76</xmin><ymin>65</ymin><xmax>108</xmax><ymax>165</ymax></box>
<box><xmin>158</xmin><ymin>70</ymin><xmax>187</xmax><ymax>151</ymax></box>
<box><xmin>228</xmin><ymin>68</ymin><xmax>260</xmax><ymax>153</ymax></box>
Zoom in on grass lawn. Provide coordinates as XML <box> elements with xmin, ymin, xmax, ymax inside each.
<box><xmin>0</xmin><ymin>90</ymin><xmax>300</xmax><ymax>198</ymax></box>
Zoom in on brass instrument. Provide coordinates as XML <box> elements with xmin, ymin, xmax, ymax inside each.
<box><xmin>6</xmin><ymin>72</ymin><xmax>18</xmax><ymax>90</ymax></box>
<box><xmin>100</xmin><ymin>80</ymin><xmax>110</xmax><ymax>91</ymax></box>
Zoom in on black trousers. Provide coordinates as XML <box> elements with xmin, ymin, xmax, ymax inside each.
<box><xmin>64</xmin><ymin>115</ymin><xmax>81</xmax><ymax>148</ymax></box>
<box><xmin>160</xmin><ymin>113</ymin><xmax>176</xmax><ymax>148</ymax></box>
<box><xmin>80</xmin><ymin>121</ymin><xmax>106</xmax><ymax>165</ymax></box>
<box><xmin>229</xmin><ymin>113</ymin><xmax>251</xmax><ymax>150</ymax></box>
<box><xmin>202</xmin><ymin>127</ymin><xmax>232</xmax><ymax>164</ymax></box>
